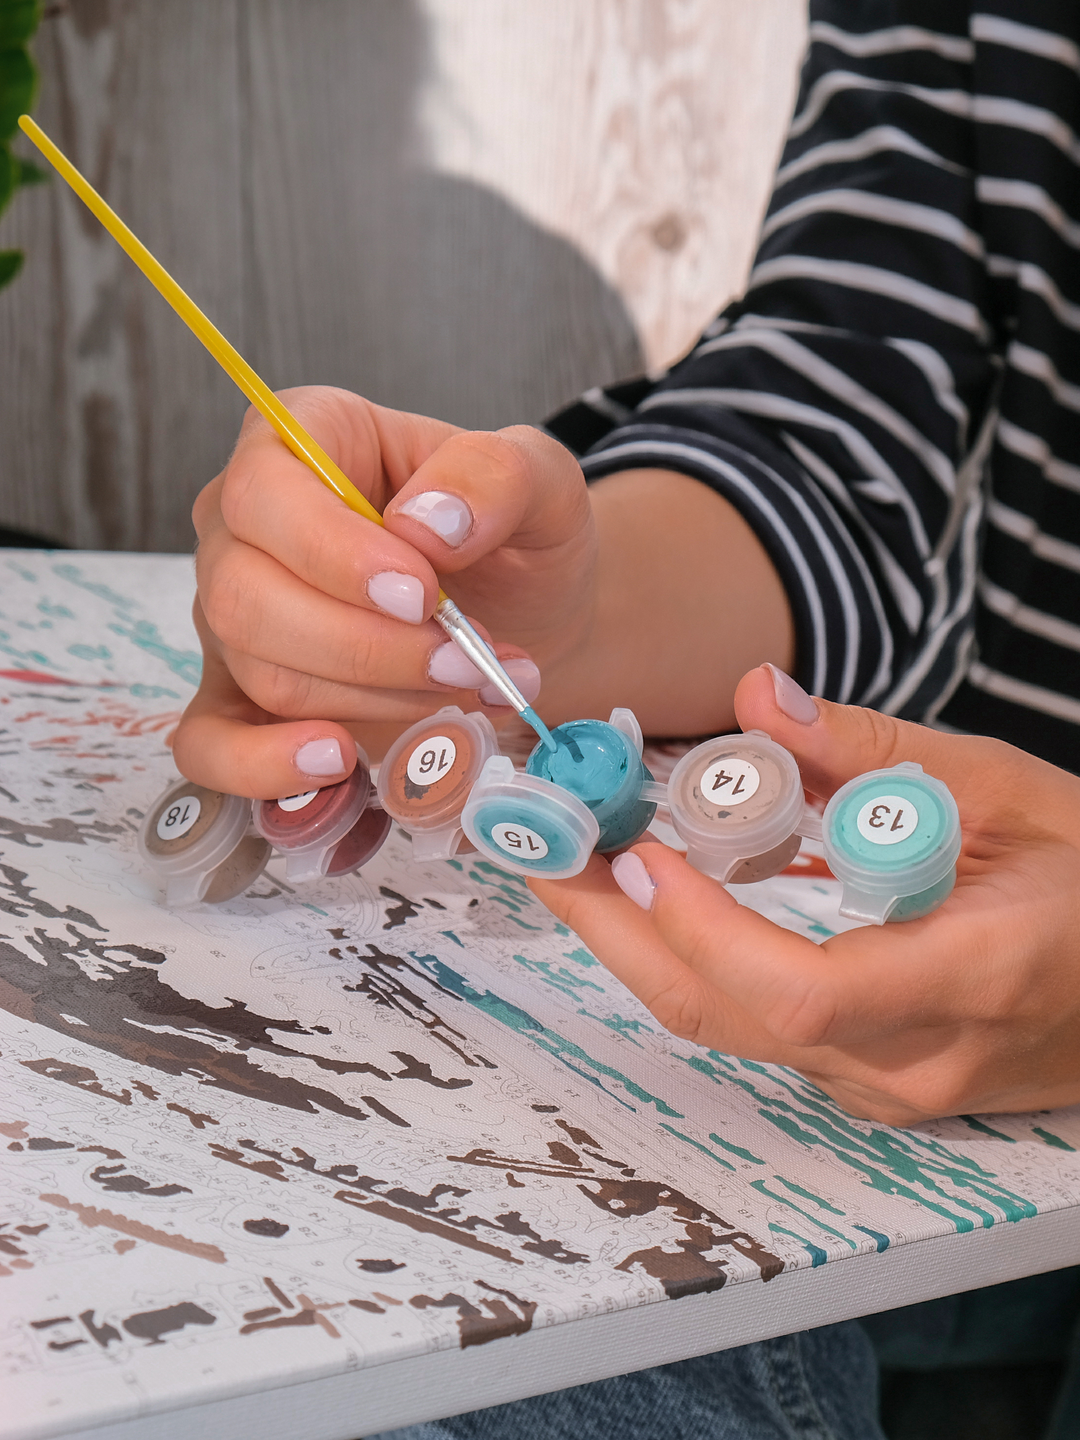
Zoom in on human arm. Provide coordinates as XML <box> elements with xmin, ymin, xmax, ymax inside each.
<box><xmin>530</xmin><ymin>662</ymin><xmax>1080</xmax><ymax>1125</ymax></box>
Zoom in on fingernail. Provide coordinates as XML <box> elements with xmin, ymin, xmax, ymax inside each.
<box><xmin>428</xmin><ymin>641</ymin><xmax>485</xmax><ymax>689</ymax></box>
<box><xmin>368</xmin><ymin>571</ymin><xmax>426</xmax><ymax>624</ymax></box>
<box><xmin>398</xmin><ymin>491</ymin><xmax>473</xmax><ymax>548</ymax></box>
<box><xmin>295</xmin><ymin>738</ymin><xmax>344</xmax><ymax>776</ymax></box>
<box><xmin>765</xmin><ymin>663</ymin><xmax>819</xmax><ymax>725</ymax></box>
<box><xmin>479</xmin><ymin>657</ymin><xmax>541</xmax><ymax>708</ymax></box>
<box><xmin>611</xmin><ymin>852</ymin><xmax>655</xmax><ymax>911</ymax></box>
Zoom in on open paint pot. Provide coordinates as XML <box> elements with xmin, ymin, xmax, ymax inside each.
<box><xmin>252</xmin><ymin>748</ymin><xmax>390</xmax><ymax>882</ymax></box>
<box><xmin>461</xmin><ymin>756</ymin><xmax>600</xmax><ymax>879</ymax></box>
<box><xmin>822</xmin><ymin>762</ymin><xmax>960</xmax><ymax>923</ymax></box>
<box><xmin>666</xmin><ymin>730</ymin><xmax>807</xmax><ymax>883</ymax></box>
<box><xmin>377</xmin><ymin>705</ymin><xmax>499</xmax><ymax>859</ymax></box>
<box><xmin>139</xmin><ymin>779</ymin><xmax>271</xmax><ymax>906</ymax></box>
<box><xmin>525</xmin><ymin>707</ymin><xmax>657</xmax><ymax>853</ymax></box>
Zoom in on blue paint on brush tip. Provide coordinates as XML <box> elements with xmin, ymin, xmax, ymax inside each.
<box><xmin>521</xmin><ymin>705</ymin><xmax>557</xmax><ymax>752</ymax></box>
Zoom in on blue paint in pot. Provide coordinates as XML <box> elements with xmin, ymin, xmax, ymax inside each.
<box><xmin>822</xmin><ymin>763</ymin><xmax>961</xmax><ymax>925</ymax></box>
<box><xmin>461</xmin><ymin>757</ymin><xmax>601</xmax><ymax>880</ymax></box>
<box><xmin>526</xmin><ymin>718</ymin><xmax>655</xmax><ymax>853</ymax></box>
<box><xmin>467</xmin><ymin>798</ymin><xmax>586</xmax><ymax>876</ymax></box>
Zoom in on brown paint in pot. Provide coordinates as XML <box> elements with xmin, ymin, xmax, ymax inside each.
<box><xmin>255</xmin><ymin>763</ymin><xmax>370</xmax><ymax>849</ymax></box>
<box><xmin>253</xmin><ymin>750</ymin><xmax>388</xmax><ymax>882</ymax></box>
<box><xmin>377</xmin><ymin>707</ymin><xmax>499</xmax><ymax>859</ymax></box>
<box><xmin>666</xmin><ymin>731</ymin><xmax>805</xmax><ymax>884</ymax></box>
<box><xmin>139</xmin><ymin>779</ymin><xmax>269</xmax><ymax>906</ymax></box>
<box><xmin>325</xmin><ymin>804</ymin><xmax>392</xmax><ymax>876</ymax></box>
<box><xmin>202</xmin><ymin>833</ymin><xmax>273</xmax><ymax>901</ymax></box>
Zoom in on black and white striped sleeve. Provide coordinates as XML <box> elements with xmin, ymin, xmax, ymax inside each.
<box><xmin>547</xmin><ymin>1</ymin><xmax>997</xmax><ymax>718</ymax></box>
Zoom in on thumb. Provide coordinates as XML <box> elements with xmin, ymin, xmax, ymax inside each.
<box><xmin>732</xmin><ymin>664</ymin><xmax>971</xmax><ymax>801</ymax></box>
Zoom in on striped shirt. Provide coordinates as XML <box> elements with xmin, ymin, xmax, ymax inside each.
<box><xmin>546</xmin><ymin>1</ymin><xmax>1080</xmax><ymax>772</ymax></box>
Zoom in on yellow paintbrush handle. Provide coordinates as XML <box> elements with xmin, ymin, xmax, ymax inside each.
<box><xmin>15</xmin><ymin>116</ymin><xmax>555</xmax><ymax>721</ymax></box>
<box><xmin>17</xmin><ymin>114</ymin><xmax>383</xmax><ymax>529</ymax></box>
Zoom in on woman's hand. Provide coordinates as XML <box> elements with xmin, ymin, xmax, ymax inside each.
<box><xmin>172</xmin><ymin>386</ymin><xmax>794</xmax><ymax>799</ymax></box>
<box><xmin>173</xmin><ymin>388</ymin><xmax>597</xmax><ymax>797</ymax></box>
<box><xmin>531</xmin><ymin>664</ymin><xmax>1080</xmax><ymax>1125</ymax></box>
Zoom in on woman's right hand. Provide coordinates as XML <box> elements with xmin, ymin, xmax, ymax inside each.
<box><xmin>172</xmin><ymin>386</ymin><xmax>598</xmax><ymax>798</ymax></box>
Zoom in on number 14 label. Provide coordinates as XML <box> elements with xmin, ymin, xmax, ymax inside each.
<box><xmin>700</xmin><ymin>758</ymin><xmax>760</xmax><ymax>807</ymax></box>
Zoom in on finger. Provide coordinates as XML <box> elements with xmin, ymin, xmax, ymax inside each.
<box><xmin>384</xmin><ymin>425</ymin><xmax>591</xmax><ymax>576</ymax></box>
<box><xmin>625</xmin><ymin>840</ymin><xmax>1033</xmax><ymax>1045</ymax></box>
<box><xmin>531</xmin><ymin>849</ymin><xmax>986</xmax><ymax>1117</ymax></box>
<box><xmin>206</xmin><ymin>465</ymin><xmax>440</xmax><ymax>626</ymax></box>
<box><xmin>207</xmin><ymin>389</ymin><xmax>459</xmax><ymax>615</ymax></box>
<box><xmin>220</xmin><ymin>636</ymin><xmax>540</xmax><ymax>727</ymax></box>
<box><xmin>528</xmin><ymin>852</ymin><xmax>735</xmax><ymax>1038</ymax></box>
<box><xmin>732</xmin><ymin>663</ymin><xmax>1015</xmax><ymax>807</ymax></box>
<box><xmin>172</xmin><ymin>602</ymin><xmax>361</xmax><ymax>799</ymax></box>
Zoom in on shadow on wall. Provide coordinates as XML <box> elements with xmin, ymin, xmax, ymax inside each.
<box><xmin>247</xmin><ymin>0</ymin><xmax>644</xmax><ymax>430</ymax></box>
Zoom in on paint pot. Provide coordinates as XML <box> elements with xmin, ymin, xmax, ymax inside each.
<box><xmin>139</xmin><ymin>779</ymin><xmax>271</xmax><ymax>906</ymax></box>
<box><xmin>377</xmin><ymin>705</ymin><xmax>499</xmax><ymax>859</ymax></box>
<box><xmin>525</xmin><ymin>707</ymin><xmax>656</xmax><ymax>853</ymax></box>
<box><xmin>822</xmin><ymin>762</ymin><xmax>960</xmax><ymax>924</ymax></box>
<box><xmin>252</xmin><ymin>748</ymin><xmax>390</xmax><ymax>882</ymax></box>
<box><xmin>666</xmin><ymin>730</ymin><xmax>806</xmax><ymax>883</ymax></box>
<box><xmin>461</xmin><ymin>756</ymin><xmax>600</xmax><ymax>879</ymax></box>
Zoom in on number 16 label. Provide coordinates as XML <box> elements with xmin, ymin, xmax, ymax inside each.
<box><xmin>856</xmin><ymin>794</ymin><xmax>919</xmax><ymax>846</ymax></box>
<box><xmin>407</xmin><ymin>735</ymin><xmax>458</xmax><ymax>787</ymax></box>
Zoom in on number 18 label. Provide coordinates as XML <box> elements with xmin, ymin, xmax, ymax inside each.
<box><xmin>156</xmin><ymin>794</ymin><xmax>201</xmax><ymax>841</ymax></box>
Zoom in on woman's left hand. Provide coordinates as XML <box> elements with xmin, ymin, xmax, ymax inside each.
<box><xmin>530</xmin><ymin>665</ymin><xmax>1080</xmax><ymax>1125</ymax></box>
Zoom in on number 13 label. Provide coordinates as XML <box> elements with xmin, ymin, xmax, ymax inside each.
<box><xmin>856</xmin><ymin>794</ymin><xmax>919</xmax><ymax>845</ymax></box>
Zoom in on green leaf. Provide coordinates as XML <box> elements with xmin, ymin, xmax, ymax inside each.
<box><xmin>16</xmin><ymin>153</ymin><xmax>45</xmax><ymax>185</ymax></box>
<box><xmin>0</xmin><ymin>0</ymin><xmax>40</xmax><ymax>50</ymax></box>
<box><xmin>0</xmin><ymin>247</ymin><xmax>23</xmax><ymax>290</ymax></box>
<box><xmin>0</xmin><ymin>46</ymin><xmax>37</xmax><ymax>142</ymax></box>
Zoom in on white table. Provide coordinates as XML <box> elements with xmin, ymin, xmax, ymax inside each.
<box><xmin>3</xmin><ymin>553</ymin><xmax>1079</xmax><ymax>1440</ymax></box>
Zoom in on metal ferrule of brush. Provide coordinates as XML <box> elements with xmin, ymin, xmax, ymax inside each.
<box><xmin>434</xmin><ymin>597</ymin><xmax>529</xmax><ymax>713</ymax></box>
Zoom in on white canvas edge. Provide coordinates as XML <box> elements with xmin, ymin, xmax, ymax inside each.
<box><xmin>26</xmin><ymin>1205</ymin><xmax>1080</xmax><ymax>1440</ymax></box>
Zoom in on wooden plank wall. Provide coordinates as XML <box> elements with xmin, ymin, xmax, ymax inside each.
<box><xmin>0</xmin><ymin>0</ymin><xmax>806</xmax><ymax>553</ymax></box>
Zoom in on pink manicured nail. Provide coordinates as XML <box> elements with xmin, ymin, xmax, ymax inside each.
<box><xmin>368</xmin><ymin>572</ymin><xmax>426</xmax><ymax>624</ymax></box>
<box><xmin>398</xmin><ymin>491</ymin><xmax>473</xmax><ymax>548</ymax></box>
<box><xmin>428</xmin><ymin>642</ymin><xmax>486</xmax><ymax>689</ymax></box>
<box><xmin>294</xmin><ymin>738</ymin><xmax>344</xmax><ymax>776</ymax></box>
<box><xmin>765</xmin><ymin>663</ymin><xmax>819</xmax><ymax>724</ymax></box>
<box><xmin>479</xmin><ymin>658</ymin><xmax>541</xmax><ymax>708</ymax></box>
<box><xmin>611</xmin><ymin>852</ymin><xmax>655</xmax><ymax>911</ymax></box>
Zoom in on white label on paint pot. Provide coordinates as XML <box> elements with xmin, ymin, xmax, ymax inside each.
<box><xmin>490</xmin><ymin>821</ymin><xmax>549</xmax><ymax>860</ymax></box>
<box><xmin>856</xmin><ymin>795</ymin><xmax>919</xmax><ymax>845</ymax></box>
<box><xmin>156</xmin><ymin>794</ymin><xmax>201</xmax><ymax>841</ymax></box>
<box><xmin>407</xmin><ymin>735</ymin><xmax>458</xmax><ymax>786</ymax></box>
<box><xmin>700</xmin><ymin>758</ymin><xmax>760</xmax><ymax>807</ymax></box>
<box><xmin>278</xmin><ymin>790</ymin><xmax>318</xmax><ymax>812</ymax></box>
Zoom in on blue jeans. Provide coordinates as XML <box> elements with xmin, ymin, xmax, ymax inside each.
<box><xmin>375</xmin><ymin>1270</ymin><xmax>1080</xmax><ymax>1440</ymax></box>
<box><xmin>375</xmin><ymin>1320</ymin><xmax>883</xmax><ymax>1440</ymax></box>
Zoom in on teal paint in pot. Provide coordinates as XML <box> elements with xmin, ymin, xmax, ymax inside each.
<box><xmin>525</xmin><ymin>707</ymin><xmax>656</xmax><ymax>853</ymax></box>
<box><xmin>461</xmin><ymin>757</ymin><xmax>600</xmax><ymax>879</ymax></box>
<box><xmin>822</xmin><ymin>763</ymin><xmax>961</xmax><ymax>924</ymax></box>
